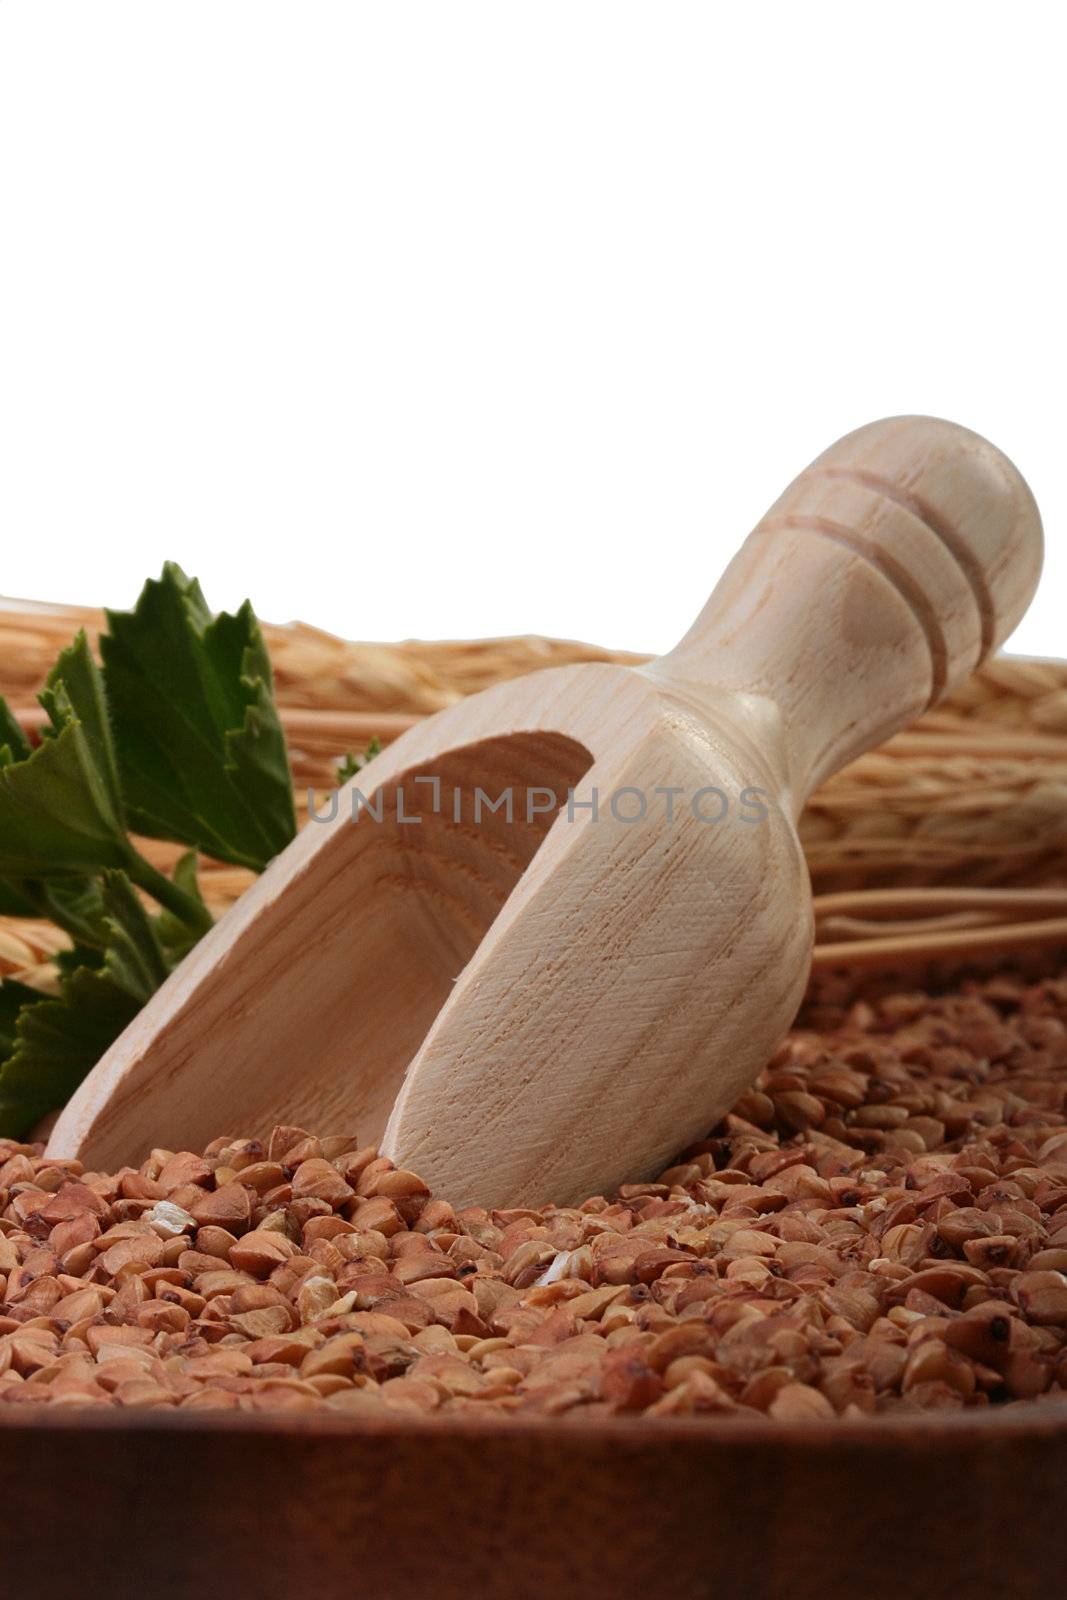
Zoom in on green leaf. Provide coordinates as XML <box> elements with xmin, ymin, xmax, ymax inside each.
<box><xmin>101</xmin><ymin>564</ymin><xmax>297</xmax><ymax>871</ymax></box>
<box><xmin>0</xmin><ymin>979</ymin><xmax>40</xmax><ymax>1060</ymax></box>
<box><xmin>0</xmin><ymin>633</ymin><xmax>132</xmax><ymax>879</ymax></box>
<box><xmin>153</xmin><ymin>851</ymin><xmax>208</xmax><ymax>963</ymax></box>
<box><xmin>0</xmin><ymin>872</ymin><xmax>138</xmax><ymax>957</ymax></box>
<box><xmin>0</xmin><ymin>647</ymin><xmax>208</xmax><ymax>943</ymax></box>
<box><xmin>39</xmin><ymin>875</ymin><xmax>109</xmax><ymax>949</ymax></box>
<box><xmin>0</xmin><ymin>698</ymin><xmax>32</xmax><ymax>766</ymax></box>
<box><xmin>0</xmin><ymin>872</ymin><xmax>111</xmax><ymax>949</ymax></box>
<box><xmin>54</xmin><ymin>943</ymin><xmax>105</xmax><ymax>979</ymax></box>
<box><xmin>0</xmin><ymin>969</ymin><xmax>141</xmax><ymax>1140</ymax></box>
<box><xmin>96</xmin><ymin>869</ymin><xmax>170</xmax><ymax>1004</ymax></box>
<box><xmin>39</xmin><ymin>630</ymin><xmax>123</xmax><ymax>816</ymax></box>
<box><xmin>0</xmin><ymin>565</ymin><xmax>293</xmax><ymax>1137</ymax></box>
<box><xmin>0</xmin><ymin>870</ymin><xmax>169</xmax><ymax>1139</ymax></box>
<box><xmin>336</xmin><ymin>737</ymin><xmax>381</xmax><ymax>785</ymax></box>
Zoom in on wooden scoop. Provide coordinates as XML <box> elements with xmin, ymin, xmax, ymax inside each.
<box><xmin>47</xmin><ymin>417</ymin><xmax>1043</xmax><ymax>1206</ymax></box>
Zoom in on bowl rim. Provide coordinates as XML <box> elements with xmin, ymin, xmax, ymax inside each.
<box><xmin>2</xmin><ymin>1392</ymin><xmax>1067</xmax><ymax>1448</ymax></box>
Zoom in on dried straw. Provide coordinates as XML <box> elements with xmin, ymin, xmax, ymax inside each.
<box><xmin>2</xmin><ymin>597</ymin><xmax>1066</xmax><ymax>983</ymax></box>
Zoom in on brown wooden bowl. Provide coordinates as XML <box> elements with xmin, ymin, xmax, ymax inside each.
<box><xmin>1</xmin><ymin>1402</ymin><xmax>1064</xmax><ymax>1600</ymax></box>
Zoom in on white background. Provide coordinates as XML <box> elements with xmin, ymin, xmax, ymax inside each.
<box><xmin>0</xmin><ymin>3</ymin><xmax>1063</xmax><ymax>660</ymax></box>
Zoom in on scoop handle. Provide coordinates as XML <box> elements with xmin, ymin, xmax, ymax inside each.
<box><xmin>658</xmin><ymin>416</ymin><xmax>1043</xmax><ymax>798</ymax></box>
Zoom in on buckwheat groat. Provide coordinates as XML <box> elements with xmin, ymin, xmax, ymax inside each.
<box><xmin>4</xmin><ymin>967</ymin><xmax>1067</xmax><ymax>1418</ymax></box>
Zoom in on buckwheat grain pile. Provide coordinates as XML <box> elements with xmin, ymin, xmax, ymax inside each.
<box><xmin>5</xmin><ymin>966</ymin><xmax>1067</xmax><ymax>1420</ymax></box>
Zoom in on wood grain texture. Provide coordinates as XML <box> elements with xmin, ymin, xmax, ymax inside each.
<box><xmin>46</xmin><ymin>417</ymin><xmax>1044</xmax><ymax>1206</ymax></box>
<box><xmin>0</xmin><ymin>1405</ymin><xmax>1063</xmax><ymax>1600</ymax></box>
